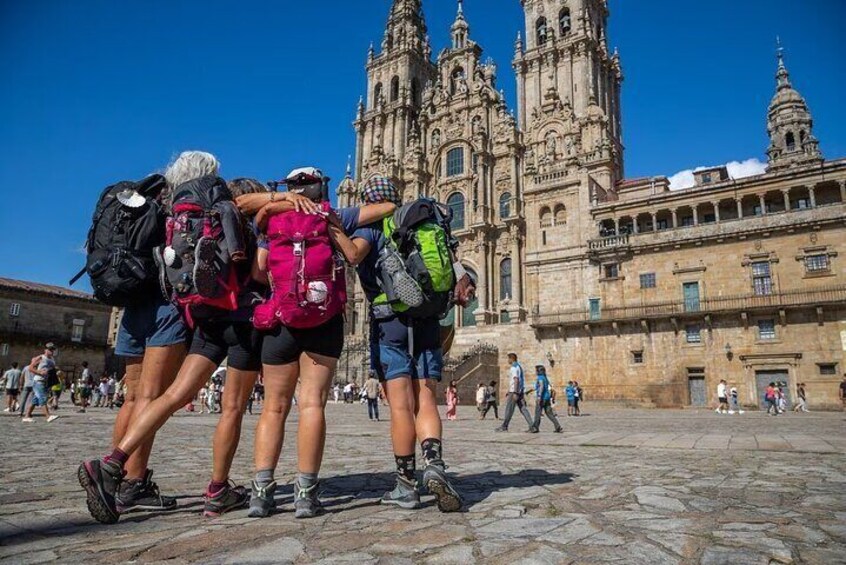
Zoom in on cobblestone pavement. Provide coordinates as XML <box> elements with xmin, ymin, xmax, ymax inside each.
<box><xmin>0</xmin><ymin>404</ymin><xmax>844</xmax><ymax>564</ymax></box>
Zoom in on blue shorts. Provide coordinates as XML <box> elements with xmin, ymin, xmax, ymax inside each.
<box><xmin>370</xmin><ymin>316</ymin><xmax>443</xmax><ymax>382</ymax></box>
<box><xmin>31</xmin><ymin>381</ymin><xmax>48</xmax><ymax>407</ymax></box>
<box><xmin>115</xmin><ymin>297</ymin><xmax>188</xmax><ymax>357</ymax></box>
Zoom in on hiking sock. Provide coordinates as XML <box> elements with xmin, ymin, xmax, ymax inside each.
<box><xmin>104</xmin><ymin>448</ymin><xmax>129</xmax><ymax>467</ymax></box>
<box><xmin>297</xmin><ymin>472</ymin><xmax>319</xmax><ymax>490</ymax></box>
<box><xmin>395</xmin><ymin>454</ymin><xmax>416</xmax><ymax>482</ymax></box>
<box><xmin>421</xmin><ymin>438</ymin><xmax>443</xmax><ymax>466</ymax></box>
<box><xmin>208</xmin><ymin>479</ymin><xmax>228</xmax><ymax>496</ymax></box>
<box><xmin>255</xmin><ymin>469</ymin><xmax>274</xmax><ymax>488</ymax></box>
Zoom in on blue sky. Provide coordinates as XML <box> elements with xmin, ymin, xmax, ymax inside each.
<box><xmin>1</xmin><ymin>0</ymin><xmax>843</xmax><ymax>289</ymax></box>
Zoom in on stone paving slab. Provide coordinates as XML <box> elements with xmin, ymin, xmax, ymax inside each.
<box><xmin>0</xmin><ymin>405</ymin><xmax>843</xmax><ymax>564</ymax></box>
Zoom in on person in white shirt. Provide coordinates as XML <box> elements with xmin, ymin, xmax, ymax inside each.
<box><xmin>3</xmin><ymin>362</ymin><xmax>23</xmax><ymax>412</ymax></box>
<box><xmin>495</xmin><ymin>353</ymin><xmax>535</xmax><ymax>432</ymax></box>
<box><xmin>475</xmin><ymin>383</ymin><xmax>488</xmax><ymax>419</ymax></box>
<box><xmin>22</xmin><ymin>344</ymin><xmax>59</xmax><ymax>423</ymax></box>
<box><xmin>715</xmin><ymin>380</ymin><xmax>729</xmax><ymax>414</ymax></box>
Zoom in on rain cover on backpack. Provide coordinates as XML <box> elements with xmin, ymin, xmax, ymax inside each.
<box><xmin>253</xmin><ymin>202</ymin><xmax>347</xmax><ymax>330</ymax></box>
<box><xmin>158</xmin><ymin>175</ymin><xmax>247</xmax><ymax>326</ymax></box>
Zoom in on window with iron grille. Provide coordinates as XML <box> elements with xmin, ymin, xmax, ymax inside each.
<box><xmin>805</xmin><ymin>254</ymin><xmax>830</xmax><ymax>273</ymax></box>
<box><xmin>9</xmin><ymin>303</ymin><xmax>20</xmax><ymax>317</ymax></box>
<box><xmin>0</xmin><ymin>343</ymin><xmax>8</xmax><ymax>356</ymax></box>
<box><xmin>640</xmin><ymin>273</ymin><xmax>656</xmax><ymax>289</ymax></box>
<box><xmin>685</xmin><ymin>325</ymin><xmax>701</xmax><ymax>344</ymax></box>
<box><xmin>632</xmin><ymin>351</ymin><xmax>644</xmax><ymax>364</ymax></box>
<box><xmin>757</xmin><ymin>319</ymin><xmax>776</xmax><ymax>340</ymax></box>
<box><xmin>72</xmin><ymin>319</ymin><xmax>85</xmax><ymax>343</ymax></box>
<box><xmin>818</xmin><ymin>363</ymin><xmax>837</xmax><ymax>375</ymax></box>
<box><xmin>752</xmin><ymin>262</ymin><xmax>773</xmax><ymax>296</ymax></box>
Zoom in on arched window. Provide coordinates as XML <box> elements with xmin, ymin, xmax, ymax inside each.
<box><xmin>450</xmin><ymin>67</ymin><xmax>465</xmax><ymax>95</ymax></box>
<box><xmin>390</xmin><ymin>76</ymin><xmax>400</xmax><ymax>102</ymax></box>
<box><xmin>500</xmin><ymin>192</ymin><xmax>512</xmax><ymax>219</ymax></box>
<box><xmin>446</xmin><ymin>147</ymin><xmax>464</xmax><ymax>177</ymax></box>
<box><xmin>373</xmin><ymin>83</ymin><xmax>383</xmax><ymax>107</ymax></box>
<box><xmin>500</xmin><ymin>258</ymin><xmax>512</xmax><ymax>301</ymax></box>
<box><xmin>554</xmin><ymin>204</ymin><xmax>567</xmax><ymax>225</ymax></box>
<box><xmin>540</xmin><ymin>206</ymin><xmax>553</xmax><ymax>228</ymax></box>
<box><xmin>447</xmin><ymin>192</ymin><xmax>465</xmax><ymax>231</ymax></box>
<box><xmin>559</xmin><ymin>8</ymin><xmax>571</xmax><ymax>35</ymax></box>
<box><xmin>536</xmin><ymin>17</ymin><xmax>548</xmax><ymax>46</ymax></box>
<box><xmin>786</xmin><ymin>132</ymin><xmax>796</xmax><ymax>152</ymax></box>
<box><xmin>461</xmin><ymin>268</ymin><xmax>478</xmax><ymax>327</ymax></box>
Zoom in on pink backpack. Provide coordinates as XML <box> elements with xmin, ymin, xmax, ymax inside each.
<box><xmin>253</xmin><ymin>202</ymin><xmax>347</xmax><ymax>330</ymax></box>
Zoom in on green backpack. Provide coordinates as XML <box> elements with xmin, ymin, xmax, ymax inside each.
<box><xmin>374</xmin><ymin>198</ymin><xmax>458</xmax><ymax>319</ymax></box>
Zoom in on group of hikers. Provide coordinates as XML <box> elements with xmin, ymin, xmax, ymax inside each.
<box><xmin>75</xmin><ymin>151</ymin><xmax>475</xmax><ymax>524</ymax></box>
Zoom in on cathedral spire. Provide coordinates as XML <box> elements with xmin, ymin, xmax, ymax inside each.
<box><xmin>382</xmin><ymin>0</ymin><xmax>427</xmax><ymax>55</ymax></box>
<box><xmin>766</xmin><ymin>41</ymin><xmax>822</xmax><ymax>171</ymax></box>
<box><xmin>451</xmin><ymin>0</ymin><xmax>470</xmax><ymax>49</ymax></box>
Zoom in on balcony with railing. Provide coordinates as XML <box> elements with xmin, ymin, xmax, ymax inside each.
<box><xmin>531</xmin><ymin>284</ymin><xmax>846</xmax><ymax>328</ymax></box>
<box><xmin>0</xmin><ymin>321</ymin><xmax>108</xmax><ymax>348</ymax></box>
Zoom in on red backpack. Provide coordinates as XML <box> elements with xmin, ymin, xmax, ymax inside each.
<box><xmin>252</xmin><ymin>202</ymin><xmax>347</xmax><ymax>330</ymax></box>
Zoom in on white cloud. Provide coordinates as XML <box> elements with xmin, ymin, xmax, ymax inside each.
<box><xmin>668</xmin><ymin>158</ymin><xmax>767</xmax><ymax>190</ymax></box>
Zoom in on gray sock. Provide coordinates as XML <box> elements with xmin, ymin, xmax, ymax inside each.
<box><xmin>297</xmin><ymin>472</ymin><xmax>319</xmax><ymax>489</ymax></box>
<box><xmin>255</xmin><ymin>469</ymin><xmax>274</xmax><ymax>487</ymax></box>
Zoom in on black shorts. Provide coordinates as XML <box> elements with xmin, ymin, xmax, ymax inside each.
<box><xmin>5</xmin><ymin>388</ymin><xmax>18</xmax><ymax>397</ymax></box>
<box><xmin>262</xmin><ymin>314</ymin><xmax>345</xmax><ymax>366</ymax></box>
<box><xmin>719</xmin><ymin>397</ymin><xmax>728</xmax><ymax>403</ymax></box>
<box><xmin>190</xmin><ymin>320</ymin><xmax>262</xmax><ymax>372</ymax></box>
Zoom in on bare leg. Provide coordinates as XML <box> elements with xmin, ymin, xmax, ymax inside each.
<box><xmin>211</xmin><ymin>368</ymin><xmax>258</xmax><ymax>482</ymax></box>
<box><xmin>117</xmin><ymin>355</ymin><xmax>215</xmax><ymax>457</ymax></box>
<box><xmin>384</xmin><ymin>377</ymin><xmax>417</xmax><ymax>457</ymax></box>
<box><xmin>111</xmin><ymin>359</ymin><xmax>142</xmax><ymax>447</ymax></box>
<box><xmin>412</xmin><ymin>379</ymin><xmax>442</xmax><ymax>443</ymax></box>
<box><xmin>253</xmin><ymin>363</ymin><xmax>298</xmax><ymax>473</ymax></box>
<box><xmin>119</xmin><ymin>345</ymin><xmax>186</xmax><ymax>480</ymax></box>
<box><xmin>296</xmin><ymin>353</ymin><xmax>335</xmax><ymax>474</ymax></box>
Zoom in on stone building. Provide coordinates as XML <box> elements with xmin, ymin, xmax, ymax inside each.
<box><xmin>0</xmin><ymin>278</ymin><xmax>114</xmax><ymax>380</ymax></box>
<box><xmin>339</xmin><ymin>0</ymin><xmax>846</xmax><ymax>409</ymax></box>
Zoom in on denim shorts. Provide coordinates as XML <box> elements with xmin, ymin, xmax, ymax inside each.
<box><xmin>31</xmin><ymin>381</ymin><xmax>48</xmax><ymax>407</ymax></box>
<box><xmin>370</xmin><ymin>316</ymin><xmax>443</xmax><ymax>382</ymax></box>
<box><xmin>115</xmin><ymin>296</ymin><xmax>188</xmax><ymax>357</ymax></box>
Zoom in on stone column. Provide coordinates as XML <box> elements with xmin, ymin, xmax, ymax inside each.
<box><xmin>809</xmin><ymin>185</ymin><xmax>817</xmax><ymax>207</ymax></box>
<box><xmin>651</xmin><ymin>212</ymin><xmax>658</xmax><ymax>231</ymax></box>
<box><xmin>632</xmin><ymin>219</ymin><xmax>639</xmax><ymax>234</ymax></box>
<box><xmin>758</xmin><ymin>194</ymin><xmax>767</xmax><ymax>215</ymax></box>
<box><xmin>712</xmin><ymin>202</ymin><xmax>721</xmax><ymax>222</ymax></box>
<box><xmin>692</xmin><ymin>207</ymin><xmax>699</xmax><ymax>225</ymax></box>
<box><xmin>840</xmin><ymin>180</ymin><xmax>846</xmax><ymax>204</ymax></box>
<box><xmin>736</xmin><ymin>199</ymin><xmax>743</xmax><ymax>219</ymax></box>
<box><xmin>511</xmin><ymin>225</ymin><xmax>524</xmax><ymax>309</ymax></box>
<box><xmin>671</xmin><ymin>209</ymin><xmax>678</xmax><ymax>228</ymax></box>
<box><xmin>614</xmin><ymin>218</ymin><xmax>620</xmax><ymax>234</ymax></box>
<box><xmin>782</xmin><ymin>190</ymin><xmax>791</xmax><ymax>212</ymax></box>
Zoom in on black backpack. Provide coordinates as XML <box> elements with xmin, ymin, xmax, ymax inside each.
<box><xmin>71</xmin><ymin>175</ymin><xmax>168</xmax><ymax>306</ymax></box>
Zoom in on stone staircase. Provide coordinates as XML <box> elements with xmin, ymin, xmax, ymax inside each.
<box><xmin>440</xmin><ymin>343</ymin><xmax>500</xmax><ymax>406</ymax></box>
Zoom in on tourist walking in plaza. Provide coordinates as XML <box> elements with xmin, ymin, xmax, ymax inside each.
<box><xmin>483</xmin><ymin>380</ymin><xmax>499</xmax><ymax>419</ymax></box>
<box><xmin>77</xmin><ymin>362</ymin><xmax>92</xmax><ymax>413</ymax></box>
<box><xmin>476</xmin><ymin>383</ymin><xmax>488</xmax><ymax>419</ymax></box>
<box><xmin>496</xmin><ymin>353</ymin><xmax>534</xmax><ymax>433</ymax></box>
<box><xmin>18</xmin><ymin>363</ymin><xmax>34</xmax><ymax>417</ymax></box>
<box><xmin>565</xmin><ymin>381</ymin><xmax>576</xmax><ymax>416</ymax></box>
<box><xmin>729</xmin><ymin>387</ymin><xmax>744</xmax><ymax>414</ymax></box>
<box><xmin>530</xmin><ymin>365</ymin><xmax>563</xmax><ymax>433</ymax></box>
<box><xmin>573</xmin><ymin>381</ymin><xmax>583</xmax><ymax>416</ymax></box>
<box><xmin>3</xmin><ymin>362</ymin><xmax>22</xmax><ymax>413</ymax></box>
<box><xmin>445</xmin><ymin>380</ymin><xmax>459</xmax><ymax>421</ymax></box>
<box><xmin>22</xmin><ymin>344</ymin><xmax>59</xmax><ymax>423</ymax></box>
<box><xmin>715</xmin><ymin>380</ymin><xmax>729</xmax><ymax>414</ymax></box>
<box><xmin>764</xmin><ymin>382</ymin><xmax>779</xmax><ymax>415</ymax></box>
<box><xmin>364</xmin><ymin>372</ymin><xmax>382</xmax><ymax>421</ymax></box>
<box><xmin>793</xmin><ymin>383</ymin><xmax>809</xmax><ymax>413</ymax></box>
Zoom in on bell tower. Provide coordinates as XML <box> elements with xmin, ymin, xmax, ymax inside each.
<box><xmin>514</xmin><ymin>0</ymin><xmax>623</xmax><ymax>186</ymax></box>
<box><xmin>354</xmin><ymin>0</ymin><xmax>437</xmax><ymax>197</ymax></box>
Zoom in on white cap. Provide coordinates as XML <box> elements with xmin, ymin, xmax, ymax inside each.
<box><xmin>285</xmin><ymin>167</ymin><xmax>325</xmax><ymax>184</ymax></box>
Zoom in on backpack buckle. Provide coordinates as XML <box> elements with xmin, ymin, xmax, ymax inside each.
<box><xmin>293</xmin><ymin>242</ymin><xmax>303</xmax><ymax>257</ymax></box>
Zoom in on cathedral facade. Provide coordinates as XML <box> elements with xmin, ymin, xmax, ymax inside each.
<box><xmin>338</xmin><ymin>0</ymin><xmax>846</xmax><ymax>409</ymax></box>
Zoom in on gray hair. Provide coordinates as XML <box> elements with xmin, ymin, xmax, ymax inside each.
<box><xmin>164</xmin><ymin>151</ymin><xmax>220</xmax><ymax>189</ymax></box>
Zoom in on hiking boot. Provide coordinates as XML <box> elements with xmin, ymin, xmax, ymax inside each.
<box><xmin>380</xmin><ymin>249</ymin><xmax>424</xmax><ymax>308</ymax></box>
<box><xmin>116</xmin><ymin>470</ymin><xmax>176</xmax><ymax>513</ymax></box>
<box><xmin>422</xmin><ymin>461</ymin><xmax>463</xmax><ymax>513</ymax></box>
<box><xmin>294</xmin><ymin>482</ymin><xmax>325</xmax><ymax>519</ymax></box>
<box><xmin>203</xmin><ymin>481</ymin><xmax>249</xmax><ymax>517</ymax></box>
<box><xmin>381</xmin><ymin>476</ymin><xmax>421</xmax><ymax>510</ymax></box>
<box><xmin>78</xmin><ymin>459</ymin><xmax>123</xmax><ymax>524</ymax></box>
<box><xmin>527</xmin><ymin>427</ymin><xmax>539</xmax><ymax>433</ymax></box>
<box><xmin>248</xmin><ymin>481</ymin><xmax>277</xmax><ymax>518</ymax></box>
<box><xmin>494</xmin><ymin>426</ymin><xmax>507</xmax><ymax>432</ymax></box>
<box><xmin>554</xmin><ymin>427</ymin><xmax>564</xmax><ymax>433</ymax></box>
<box><xmin>193</xmin><ymin>237</ymin><xmax>219</xmax><ymax>298</ymax></box>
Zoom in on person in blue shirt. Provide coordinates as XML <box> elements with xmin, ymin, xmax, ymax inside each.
<box><xmin>530</xmin><ymin>365</ymin><xmax>563</xmax><ymax>433</ymax></box>
<box><xmin>565</xmin><ymin>381</ymin><xmax>577</xmax><ymax>416</ymax></box>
